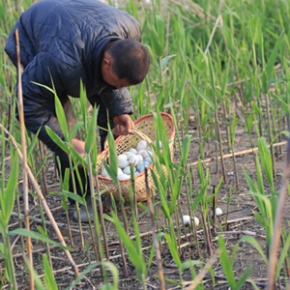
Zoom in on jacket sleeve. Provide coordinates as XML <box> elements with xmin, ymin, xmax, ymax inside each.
<box><xmin>88</xmin><ymin>87</ymin><xmax>134</xmax><ymax>120</ymax></box>
<box><xmin>100</xmin><ymin>87</ymin><xmax>134</xmax><ymax>117</ymax></box>
<box><xmin>19</xmin><ymin>52</ymin><xmax>68</xmax><ymax>152</ymax></box>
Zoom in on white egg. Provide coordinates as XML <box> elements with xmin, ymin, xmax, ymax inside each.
<box><xmin>129</xmin><ymin>148</ymin><xmax>137</xmax><ymax>154</ymax></box>
<box><xmin>118</xmin><ymin>154</ymin><xmax>128</xmax><ymax>161</ymax></box>
<box><xmin>182</xmin><ymin>215</ymin><xmax>199</xmax><ymax>226</ymax></box>
<box><xmin>136</xmin><ymin>140</ymin><xmax>147</xmax><ymax>151</ymax></box>
<box><xmin>123</xmin><ymin>165</ymin><xmax>136</xmax><ymax>175</ymax></box>
<box><xmin>134</xmin><ymin>171</ymin><xmax>140</xmax><ymax>176</ymax></box>
<box><xmin>128</xmin><ymin>154</ymin><xmax>139</xmax><ymax>166</ymax></box>
<box><xmin>194</xmin><ymin>217</ymin><xmax>199</xmax><ymax>226</ymax></box>
<box><xmin>182</xmin><ymin>215</ymin><xmax>190</xmax><ymax>225</ymax></box>
<box><xmin>118</xmin><ymin>173</ymin><xmax>130</xmax><ymax>181</ymax></box>
<box><xmin>118</xmin><ymin>167</ymin><xmax>123</xmax><ymax>174</ymax></box>
<box><xmin>216</xmin><ymin>208</ymin><xmax>223</xmax><ymax>216</ymax></box>
<box><xmin>144</xmin><ymin>157</ymin><xmax>153</xmax><ymax>164</ymax></box>
<box><xmin>136</xmin><ymin>154</ymin><xmax>143</xmax><ymax>163</ymax></box>
<box><xmin>118</xmin><ymin>159</ymin><xmax>129</xmax><ymax>169</ymax></box>
<box><xmin>144</xmin><ymin>161</ymin><xmax>151</xmax><ymax>167</ymax></box>
<box><xmin>138</xmin><ymin>149</ymin><xmax>150</xmax><ymax>158</ymax></box>
<box><xmin>137</xmin><ymin>161</ymin><xmax>150</xmax><ymax>172</ymax></box>
<box><xmin>182</xmin><ymin>215</ymin><xmax>199</xmax><ymax>227</ymax></box>
<box><xmin>117</xmin><ymin>154</ymin><xmax>129</xmax><ymax>168</ymax></box>
<box><xmin>123</xmin><ymin>151</ymin><xmax>134</xmax><ymax>159</ymax></box>
<box><xmin>101</xmin><ymin>165</ymin><xmax>109</xmax><ymax>177</ymax></box>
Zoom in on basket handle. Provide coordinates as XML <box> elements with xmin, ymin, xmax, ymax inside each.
<box><xmin>104</xmin><ymin>128</ymin><xmax>153</xmax><ymax>149</ymax></box>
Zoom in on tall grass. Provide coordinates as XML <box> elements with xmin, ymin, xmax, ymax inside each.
<box><xmin>1</xmin><ymin>0</ymin><xmax>290</xmax><ymax>289</ymax></box>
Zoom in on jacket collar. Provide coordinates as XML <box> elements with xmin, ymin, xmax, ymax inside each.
<box><xmin>92</xmin><ymin>36</ymin><xmax>121</xmax><ymax>88</ymax></box>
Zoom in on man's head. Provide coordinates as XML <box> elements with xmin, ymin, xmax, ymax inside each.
<box><xmin>101</xmin><ymin>39</ymin><xmax>150</xmax><ymax>89</ymax></box>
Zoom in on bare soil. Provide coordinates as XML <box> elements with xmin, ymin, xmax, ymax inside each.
<box><xmin>2</xmin><ymin>120</ymin><xmax>289</xmax><ymax>290</ymax></box>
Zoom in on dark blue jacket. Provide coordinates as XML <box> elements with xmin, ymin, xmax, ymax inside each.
<box><xmin>5</xmin><ymin>0</ymin><xmax>140</xmax><ymax>151</ymax></box>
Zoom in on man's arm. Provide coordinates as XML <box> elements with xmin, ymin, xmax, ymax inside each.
<box><xmin>100</xmin><ymin>87</ymin><xmax>134</xmax><ymax>118</ymax></box>
<box><xmin>88</xmin><ymin>87</ymin><xmax>135</xmax><ymax>135</ymax></box>
<box><xmin>112</xmin><ymin>114</ymin><xmax>134</xmax><ymax>135</ymax></box>
<box><xmin>19</xmin><ymin>53</ymin><xmax>67</xmax><ymax>152</ymax></box>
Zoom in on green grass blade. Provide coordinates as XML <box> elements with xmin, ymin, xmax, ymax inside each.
<box><xmin>2</xmin><ymin>151</ymin><xmax>18</xmax><ymax>225</ymax></box>
<box><xmin>235</xmin><ymin>266</ymin><xmax>252</xmax><ymax>290</ymax></box>
<box><xmin>265</xmin><ymin>33</ymin><xmax>283</xmax><ymax>79</ymax></box>
<box><xmin>257</xmin><ymin>138</ymin><xmax>274</xmax><ymax>192</ymax></box>
<box><xmin>85</xmin><ymin>106</ymin><xmax>97</xmax><ymax>153</ymax></box>
<box><xmin>218</xmin><ymin>235</ymin><xmax>236</xmax><ymax>288</ymax></box>
<box><xmin>238</xmin><ymin>236</ymin><xmax>267</xmax><ymax>264</ymax></box>
<box><xmin>111</xmin><ymin>212</ymin><xmax>145</xmax><ymax>282</ymax></box>
<box><xmin>42</xmin><ymin>254</ymin><xmax>58</xmax><ymax>289</ymax></box>
<box><xmin>276</xmin><ymin>232</ymin><xmax>290</xmax><ymax>279</ymax></box>
<box><xmin>163</xmin><ymin>233</ymin><xmax>182</xmax><ymax>269</ymax></box>
<box><xmin>8</xmin><ymin>229</ymin><xmax>72</xmax><ymax>251</ymax></box>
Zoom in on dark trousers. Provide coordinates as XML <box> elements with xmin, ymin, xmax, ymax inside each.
<box><xmin>55</xmin><ymin>95</ymin><xmax>113</xmax><ymax>201</ymax></box>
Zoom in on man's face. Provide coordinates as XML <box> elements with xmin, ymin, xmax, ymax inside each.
<box><xmin>101</xmin><ymin>52</ymin><xmax>131</xmax><ymax>89</ymax></box>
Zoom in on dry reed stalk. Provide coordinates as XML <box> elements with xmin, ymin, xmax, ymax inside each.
<box><xmin>65</xmin><ymin>210</ymin><xmax>74</xmax><ymax>247</ymax></box>
<box><xmin>84</xmin><ymin>165</ymin><xmax>106</xmax><ymax>281</ymax></box>
<box><xmin>223</xmin><ymin>104</ymin><xmax>231</xmax><ymax>151</ymax></box>
<box><xmin>201</xmin><ymin>211</ymin><xmax>213</xmax><ymax>256</ymax></box>
<box><xmin>204</xmin><ymin>14</ymin><xmax>222</xmax><ymax>55</ymax></box>
<box><xmin>73</xmin><ymin>203</ymin><xmax>85</xmax><ymax>252</ymax></box>
<box><xmin>175</xmin><ymin>204</ymin><xmax>182</xmax><ymax>257</ymax></box>
<box><xmin>231</xmin><ymin>145</ymin><xmax>240</xmax><ymax>189</ymax></box>
<box><xmin>66</xmin><ymin>158</ymin><xmax>85</xmax><ymax>252</ymax></box>
<box><xmin>188</xmin><ymin>140</ymin><xmax>287</xmax><ymax>167</ymax></box>
<box><xmin>93</xmin><ymin>176</ymin><xmax>110</xmax><ymax>261</ymax></box>
<box><xmin>15</xmin><ymin>29</ymin><xmax>34</xmax><ymax>290</ymax></box>
<box><xmin>280</xmin><ymin>235</ymin><xmax>290</xmax><ymax>278</ymax></box>
<box><xmin>212</xmin><ymin>189</ymin><xmax>218</xmax><ymax>233</ymax></box>
<box><xmin>38</xmin><ymin>141</ymin><xmax>49</xmax><ymax>196</ymax></box>
<box><xmin>215</xmin><ymin>230</ymin><xmax>260</xmax><ymax>236</ymax></box>
<box><xmin>145</xmin><ymin>168</ymin><xmax>165</xmax><ymax>290</ymax></box>
<box><xmin>15</xmin><ymin>191</ymin><xmax>26</xmax><ymax>254</ymax></box>
<box><xmin>215</xmin><ymin>113</ymin><xmax>227</xmax><ymax>183</ymax></box>
<box><xmin>168</xmin><ymin>0</ymin><xmax>205</xmax><ymax>20</ymax></box>
<box><xmin>266</xmin><ymin>138</ymin><xmax>290</xmax><ymax>290</ymax></box>
<box><xmin>184</xmin><ymin>170</ymin><xmax>201</xmax><ymax>258</ymax></box>
<box><xmin>204</xmin><ymin>0</ymin><xmax>224</xmax><ymax>55</ymax></box>
<box><xmin>265</xmin><ymin>92</ymin><xmax>276</xmax><ymax>173</ymax></box>
<box><xmin>130</xmin><ymin>167</ymin><xmax>139</xmax><ymax>220</ymax></box>
<box><xmin>0</xmin><ymin>125</ymin><xmax>79</xmax><ymax>277</ymax></box>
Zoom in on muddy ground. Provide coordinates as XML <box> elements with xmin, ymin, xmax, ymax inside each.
<box><xmin>2</xmin><ymin>118</ymin><xmax>290</xmax><ymax>290</ymax></box>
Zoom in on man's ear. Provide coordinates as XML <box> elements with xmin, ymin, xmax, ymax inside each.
<box><xmin>102</xmin><ymin>58</ymin><xmax>109</xmax><ymax>65</ymax></box>
<box><xmin>102</xmin><ymin>52</ymin><xmax>113</xmax><ymax>66</ymax></box>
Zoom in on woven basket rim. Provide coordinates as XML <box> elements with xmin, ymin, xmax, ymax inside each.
<box><xmin>133</xmin><ymin>112</ymin><xmax>175</xmax><ymax>140</ymax></box>
<box><xmin>97</xmin><ymin>112</ymin><xmax>175</xmax><ymax>181</ymax></box>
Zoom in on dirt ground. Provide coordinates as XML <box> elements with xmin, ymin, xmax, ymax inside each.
<box><xmin>3</xmin><ymin>118</ymin><xmax>290</xmax><ymax>290</ymax></box>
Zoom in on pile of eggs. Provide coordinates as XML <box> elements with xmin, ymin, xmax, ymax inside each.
<box><xmin>101</xmin><ymin>139</ymin><xmax>162</xmax><ymax>181</ymax></box>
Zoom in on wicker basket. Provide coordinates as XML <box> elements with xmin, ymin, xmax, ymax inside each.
<box><xmin>96</xmin><ymin>112</ymin><xmax>175</xmax><ymax>202</ymax></box>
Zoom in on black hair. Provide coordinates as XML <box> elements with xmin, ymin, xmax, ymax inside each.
<box><xmin>106</xmin><ymin>39</ymin><xmax>150</xmax><ymax>85</ymax></box>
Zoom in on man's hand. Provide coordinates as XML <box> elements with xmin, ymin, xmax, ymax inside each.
<box><xmin>71</xmin><ymin>138</ymin><xmax>86</xmax><ymax>156</ymax></box>
<box><xmin>112</xmin><ymin>114</ymin><xmax>134</xmax><ymax>135</ymax></box>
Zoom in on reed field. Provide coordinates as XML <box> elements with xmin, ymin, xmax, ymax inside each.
<box><xmin>1</xmin><ymin>0</ymin><xmax>290</xmax><ymax>289</ymax></box>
